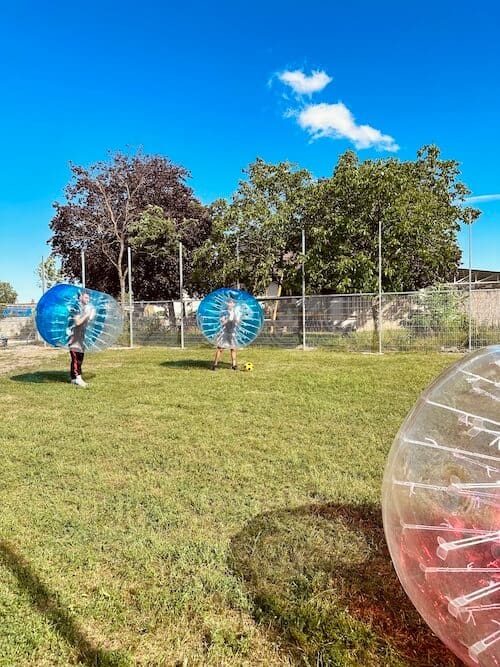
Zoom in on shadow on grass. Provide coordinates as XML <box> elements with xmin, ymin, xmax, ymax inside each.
<box><xmin>160</xmin><ymin>359</ymin><xmax>215</xmax><ymax>370</ymax></box>
<box><xmin>230</xmin><ymin>503</ymin><xmax>461</xmax><ymax>667</ymax></box>
<box><xmin>0</xmin><ymin>540</ymin><xmax>130</xmax><ymax>666</ymax></box>
<box><xmin>10</xmin><ymin>371</ymin><xmax>96</xmax><ymax>384</ymax></box>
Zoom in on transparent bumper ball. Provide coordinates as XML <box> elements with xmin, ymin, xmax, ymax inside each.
<box><xmin>36</xmin><ymin>284</ymin><xmax>123</xmax><ymax>351</ymax></box>
<box><xmin>196</xmin><ymin>288</ymin><xmax>264</xmax><ymax>348</ymax></box>
<box><xmin>382</xmin><ymin>346</ymin><xmax>500</xmax><ymax>666</ymax></box>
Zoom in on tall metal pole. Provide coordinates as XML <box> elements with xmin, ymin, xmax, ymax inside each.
<box><xmin>41</xmin><ymin>256</ymin><xmax>46</xmax><ymax>294</ymax></box>
<box><xmin>468</xmin><ymin>222</ymin><xmax>472</xmax><ymax>352</ymax></box>
<box><xmin>378</xmin><ymin>217</ymin><xmax>382</xmax><ymax>354</ymax></box>
<box><xmin>39</xmin><ymin>255</ymin><xmax>47</xmax><ymax>346</ymax></box>
<box><xmin>127</xmin><ymin>246</ymin><xmax>133</xmax><ymax>348</ymax></box>
<box><xmin>81</xmin><ymin>249</ymin><xmax>86</xmax><ymax>287</ymax></box>
<box><xmin>302</xmin><ymin>228</ymin><xmax>306</xmax><ymax>350</ymax></box>
<box><xmin>179</xmin><ymin>241</ymin><xmax>184</xmax><ymax>349</ymax></box>
<box><xmin>236</xmin><ymin>235</ymin><xmax>240</xmax><ymax>290</ymax></box>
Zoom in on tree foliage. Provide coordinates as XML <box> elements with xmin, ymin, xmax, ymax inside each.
<box><xmin>305</xmin><ymin>145</ymin><xmax>480</xmax><ymax>294</ymax></box>
<box><xmin>129</xmin><ymin>203</ymin><xmax>211</xmax><ymax>300</ymax></box>
<box><xmin>193</xmin><ymin>146</ymin><xmax>480</xmax><ymax>297</ymax></box>
<box><xmin>193</xmin><ymin>159</ymin><xmax>312</xmax><ymax>295</ymax></box>
<box><xmin>49</xmin><ymin>151</ymin><xmax>211</xmax><ymax>302</ymax></box>
<box><xmin>0</xmin><ymin>281</ymin><xmax>17</xmax><ymax>305</ymax></box>
<box><xmin>50</xmin><ymin>146</ymin><xmax>480</xmax><ymax>303</ymax></box>
<box><xmin>36</xmin><ymin>256</ymin><xmax>65</xmax><ymax>290</ymax></box>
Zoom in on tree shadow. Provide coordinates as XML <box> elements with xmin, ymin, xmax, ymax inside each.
<box><xmin>160</xmin><ymin>359</ymin><xmax>215</xmax><ymax>370</ymax></box>
<box><xmin>0</xmin><ymin>540</ymin><xmax>129</xmax><ymax>666</ymax></box>
<box><xmin>230</xmin><ymin>502</ymin><xmax>461</xmax><ymax>666</ymax></box>
<box><xmin>10</xmin><ymin>371</ymin><xmax>96</xmax><ymax>384</ymax></box>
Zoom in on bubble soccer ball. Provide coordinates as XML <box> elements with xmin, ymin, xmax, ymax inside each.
<box><xmin>243</xmin><ymin>361</ymin><xmax>254</xmax><ymax>372</ymax></box>
<box><xmin>382</xmin><ymin>346</ymin><xmax>500</xmax><ymax>666</ymax></box>
<box><xmin>36</xmin><ymin>284</ymin><xmax>123</xmax><ymax>351</ymax></box>
<box><xmin>196</xmin><ymin>288</ymin><xmax>264</xmax><ymax>349</ymax></box>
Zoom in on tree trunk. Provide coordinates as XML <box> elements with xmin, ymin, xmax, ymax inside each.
<box><xmin>270</xmin><ymin>281</ymin><xmax>283</xmax><ymax>335</ymax></box>
<box><xmin>117</xmin><ymin>242</ymin><xmax>127</xmax><ymax>309</ymax></box>
<box><xmin>167</xmin><ymin>301</ymin><xmax>177</xmax><ymax>329</ymax></box>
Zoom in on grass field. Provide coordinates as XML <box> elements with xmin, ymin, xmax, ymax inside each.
<box><xmin>0</xmin><ymin>347</ymin><xmax>463</xmax><ymax>666</ymax></box>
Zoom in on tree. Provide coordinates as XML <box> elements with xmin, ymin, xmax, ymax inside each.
<box><xmin>193</xmin><ymin>147</ymin><xmax>477</xmax><ymax>304</ymax></box>
<box><xmin>36</xmin><ymin>256</ymin><xmax>65</xmax><ymax>290</ymax></box>
<box><xmin>129</xmin><ymin>203</ymin><xmax>211</xmax><ymax>301</ymax></box>
<box><xmin>193</xmin><ymin>159</ymin><xmax>313</xmax><ymax>296</ymax></box>
<box><xmin>50</xmin><ymin>151</ymin><xmax>211</xmax><ymax>303</ymax></box>
<box><xmin>0</xmin><ymin>281</ymin><xmax>17</xmax><ymax>305</ymax></box>
<box><xmin>304</xmin><ymin>145</ymin><xmax>480</xmax><ymax>294</ymax></box>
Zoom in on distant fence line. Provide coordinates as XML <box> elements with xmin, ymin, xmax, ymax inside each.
<box><xmin>2</xmin><ymin>286</ymin><xmax>499</xmax><ymax>353</ymax></box>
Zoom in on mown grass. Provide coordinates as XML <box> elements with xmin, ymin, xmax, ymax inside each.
<box><xmin>0</xmin><ymin>347</ymin><xmax>463</xmax><ymax>666</ymax></box>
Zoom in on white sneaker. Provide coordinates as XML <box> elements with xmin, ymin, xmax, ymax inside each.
<box><xmin>71</xmin><ymin>376</ymin><xmax>88</xmax><ymax>388</ymax></box>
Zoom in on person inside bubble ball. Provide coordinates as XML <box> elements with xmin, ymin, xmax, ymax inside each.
<box><xmin>212</xmin><ymin>297</ymin><xmax>241</xmax><ymax>371</ymax></box>
<box><xmin>68</xmin><ymin>290</ymin><xmax>96</xmax><ymax>387</ymax></box>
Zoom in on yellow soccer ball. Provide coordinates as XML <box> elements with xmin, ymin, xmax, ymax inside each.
<box><xmin>243</xmin><ymin>361</ymin><xmax>254</xmax><ymax>372</ymax></box>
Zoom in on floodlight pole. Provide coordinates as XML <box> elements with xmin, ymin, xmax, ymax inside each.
<box><xmin>128</xmin><ymin>246</ymin><xmax>134</xmax><ymax>348</ymax></box>
<box><xmin>81</xmin><ymin>249</ymin><xmax>86</xmax><ymax>288</ymax></box>
<box><xmin>378</xmin><ymin>217</ymin><xmax>383</xmax><ymax>354</ymax></box>
<box><xmin>468</xmin><ymin>222</ymin><xmax>472</xmax><ymax>352</ymax></box>
<box><xmin>236</xmin><ymin>235</ymin><xmax>240</xmax><ymax>290</ymax></box>
<box><xmin>179</xmin><ymin>240</ymin><xmax>184</xmax><ymax>349</ymax></box>
<box><xmin>301</xmin><ymin>228</ymin><xmax>306</xmax><ymax>350</ymax></box>
<box><xmin>41</xmin><ymin>256</ymin><xmax>46</xmax><ymax>294</ymax></box>
<box><xmin>223</xmin><ymin>228</ymin><xmax>240</xmax><ymax>289</ymax></box>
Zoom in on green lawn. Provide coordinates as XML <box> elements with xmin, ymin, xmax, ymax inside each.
<box><xmin>0</xmin><ymin>347</ymin><xmax>463</xmax><ymax>666</ymax></box>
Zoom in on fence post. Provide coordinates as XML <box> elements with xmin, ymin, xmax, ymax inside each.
<box><xmin>41</xmin><ymin>256</ymin><xmax>46</xmax><ymax>294</ymax></box>
<box><xmin>301</xmin><ymin>228</ymin><xmax>306</xmax><ymax>350</ymax></box>
<box><xmin>128</xmin><ymin>246</ymin><xmax>133</xmax><ymax>348</ymax></box>
<box><xmin>179</xmin><ymin>241</ymin><xmax>184</xmax><ymax>349</ymax></box>
<box><xmin>40</xmin><ymin>256</ymin><xmax>47</xmax><ymax>347</ymax></box>
<box><xmin>378</xmin><ymin>218</ymin><xmax>383</xmax><ymax>354</ymax></box>
<box><xmin>468</xmin><ymin>222</ymin><xmax>472</xmax><ymax>352</ymax></box>
<box><xmin>81</xmin><ymin>249</ymin><xmax>86</xmax><ymax>288</ymax></box>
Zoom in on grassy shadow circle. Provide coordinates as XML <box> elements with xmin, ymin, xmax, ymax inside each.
<box><xmin>230</xmin><ymin>502</ymin><xmax>461</xmax><ymax>666</ymax></box>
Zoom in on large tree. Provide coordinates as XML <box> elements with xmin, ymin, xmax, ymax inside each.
<box><xmin>129</xmin><ymin>203</ymin><xmax>211</xmax><ymax>301</ymax></box>
<box><xmin>193</xmin><ymin>159</ymin><xmax>313</xmax><ymax>296</ymax></box>
<box><xmin>193</xmin><ymin>148</ymin><xmax>478</xmax><ymax>300</ymax></box>
<box><xmin>0</xmin><ymin>281</ymin><xmax>17</xmax><ymax>305</ymax></box>
<box><xmin>50</xmin><ymin>151</ymin><xmax>211</xmax><ymax>303</ymax></box>
<box><xmin>305</xmin><ymin>145</ymin><xmax>480</xmax><ymax>294</ymax></box>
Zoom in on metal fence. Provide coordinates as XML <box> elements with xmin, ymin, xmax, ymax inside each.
<box><xmin>0</xmin><ymin>303</ymin><xmax>38</xmax><ymax>346</ymax></box>
<box><xmin>1</xmin><ymin>287</ymin><xmax>499</xmax><ymax>353</ymax></box>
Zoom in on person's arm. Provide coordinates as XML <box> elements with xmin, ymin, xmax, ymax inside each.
<box><xmin>74</xmin><ymin>305</ymin><xmax>94</xmax><ymax>326</ymax></box>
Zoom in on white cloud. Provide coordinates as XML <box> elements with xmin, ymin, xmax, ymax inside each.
<box><xmin>464</xmin><ymin>194</ymin><xmax>500</xmax><ymax>204</ymax></box>
<box><xmin>278</xmin><ymin>69</ymin><xmax>332</xmax><ymax>95</ymax></box>
<box><xmin>297</xmin><ymin>102</ymin><xmax>399</xmax><ymax>152</ymax></box>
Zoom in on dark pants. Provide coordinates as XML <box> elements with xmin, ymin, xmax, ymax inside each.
<box><xmin>69</xmin><ymin>350</ymin><xmax>84</xmax><ymax>379</ymax></box>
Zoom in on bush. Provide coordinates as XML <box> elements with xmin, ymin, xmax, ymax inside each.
<box><xmin>401</xmin><ymin>287</ymin><xmax>469</xmax><ymax>344</ymax></box>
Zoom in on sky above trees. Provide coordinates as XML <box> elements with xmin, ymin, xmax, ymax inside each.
<box><xmin>0</xmin><ymin>0</ymin><xmax>499</xmax><ymax>300</ymax></box>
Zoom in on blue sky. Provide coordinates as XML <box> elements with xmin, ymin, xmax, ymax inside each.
<box><xmin>0</xmin><ymin>0</ymin><xmax>498</xmax><ymax>301</ymax></box>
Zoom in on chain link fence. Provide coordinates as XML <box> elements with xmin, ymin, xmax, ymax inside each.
<box><xmin>1</xmin><ymin>287</ymin><xmax>499</xmax><ymax>352</ymax></box>
<box><xmin>0</xmin><ymin>303</ymin><xmax>38</xmax><ymax>347</ymax></box>
<box><xmin>127</xmin><ymin>286</ymin><xmax>499</xmax><ymax>352</ymax></box>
